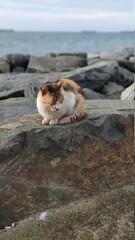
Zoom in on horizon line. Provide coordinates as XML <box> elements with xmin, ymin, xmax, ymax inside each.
<box><xmin>0</xmin><ymin>29</ymin><xmax>134</xmax><ymax>33</ymax></box>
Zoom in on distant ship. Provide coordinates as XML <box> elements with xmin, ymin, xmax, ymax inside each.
<box><xmin>120</xmin><ymin>30</ymin><xmax>134</xmax><ymax>33</ymax></box>
<box><xmin>0</xmin><ymin>29</ymin><xmax>14</xmax><ymax>32</ymax></box>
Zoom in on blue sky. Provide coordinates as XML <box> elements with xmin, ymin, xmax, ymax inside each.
<box><xmin>0</xmin><ymin>0</ymin><xmax>134</xmax><ymax>31</ymax></box>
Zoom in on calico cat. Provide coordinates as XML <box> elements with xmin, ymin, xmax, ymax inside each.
<box><xmin>37</xmin><ymin>79</ymin><xmax>87</xmax><ymax>125</ymax></box>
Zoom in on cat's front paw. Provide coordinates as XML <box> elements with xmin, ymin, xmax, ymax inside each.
<box><xmin>49</xmin><ymin>119</ymin><xmax>59</xmax><ymax>125</ymax></box>
<box><xmin>42</xmin><ymin>118</ymin><xmax>50</xmax><ymax>125</ymax></box>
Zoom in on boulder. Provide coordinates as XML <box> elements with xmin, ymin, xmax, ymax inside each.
<box><xmin>0</xmin><ymin>98</ymin><xmax>134</xmax><ymax>225</ymax></box>
<box><xmin>101</xmin><ymin>48</ymin><xmax>134</xmax><ymax>61</ymax></box>
<box><xmin>2</xmin><ymin>54</ymin><xmax>30</xmax><ymax>71</ymax></box>
<box><xmin>63</xmin><ymin>61</ymin><xmax>133</xmax><ymax>90</ymax></box>
<box><xmin>58</xmin><ymin>52</ymin><xmax>87</xmax><ymax>59</ymax></box>
<box><xmin>0</xmin><ymin>59</ymin><xmax>133</xmax><ymax>100</ymax></box>
<box><xmin>27</xmin><ymin>55</ymin><xmax>87</xmax><ymax>73</ymax></box>
<box><xmin>0</xmin><ymin>72</ymin><xmax>63</xmax><ymax>100</ymax></box>
<box><xmin>0</xmin><ymin>59</ymin><xmax>10</xmax><ymax>73</ymax></box>
<box><xmin>0</xmin><ymin>185</ymin><xmax>133</xmax><ymax>240</ymax></box>
<box><xmin>117</xmin><ymin>59</ymin><xmax>134</xmax><ymax>73</ymax></box>
<box><xmin>83</xmin><ymin>88</ymin><xmax>106</xmax><ymax>99</ymax></box>
<box><xmin>12</xmin><ymin>67</ymin><xmax>25</xmax><ymax>73</ymax></box>
<box><xmin>88</xmin><ymin>56</ymin><xmax>101</xmax><ymax>66</ymax></box>
<box><xmin>101</xmin><ymin>82</ymin><xmax>124</xmax><ymax>99</ymax></box>
<box><xmin>46</xmin><ymin>53</ymin><xmax>87</xmax><ymax>59</ymax></box>
<box><xmin>121</xmin><ymin>83</ymin><xmax>134</xmax><ymax>100</ymax></box>
<box><xmin>100</xmin><ymin>48</ymin><xmax>134</xmax><ymax>72</ymax></box>
<box><xmin>117</xmin><ymin>67</ymin><xmax>134</xmax><ymax>87</ymax></box>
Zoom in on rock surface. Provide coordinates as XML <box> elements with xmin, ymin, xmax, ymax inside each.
<box><xmin>0</xmin><ymin>60</ymin><xmax>10</xmax><ymax>73</ymax></box>
<box><xmin>27</xmin><ymin>55</ymin><xmax>87</xmax><ymax>73</ymax></box>
<box><xmin>0</xmin><ymin>49</ymin><xmax>134</xmax><ymax>74</ymax></box>
<box><xmin>0</xmin><ymin>60</ymin><xmax>133</xmax><ymax>100</ymax></box>
<box><xmin>64</xmin><ymin>61</ymin><xmax>133</xmax><ymax>90</ymax></box>
<box><xmin>101</xmin><ymin>82</ymin><xmax>124</xmax><ymax>99</ymax></box>
<box><xmin>88</xmin><ymin>48</ymin><xmax>134</xmax><ymax>72</ymax></box>
<box><xmin>0</xmin><ymin>185</ymin><xmax>133</xmax><ymax>240</ymax></box>
<box><xmin>83</xmin><ymin>88</ymin><xmax>106</xmax><ymax>99</ymax></box>
<box><xmin>0</xmin><ymin>48</ymin><xmax>134</xmax><ymax>233</ymax></box>
<box><xmin>0</xmin><ymin>98</ymin><xmax>134</xmax><ymax>225</ymax></box>
<box><xmin>121</xmin><ymin>83</ymin><xmax>134</xmax><ymax>100</ymax></box>
<box><xmin>101</xmin><ymin>48</ymin><xmax>134</xmax><ymax>61</ymax></box>
<box><xmin>2</xmin><ymin>54</ymin><xmax>29</xmax><ymax>72</ymax></box>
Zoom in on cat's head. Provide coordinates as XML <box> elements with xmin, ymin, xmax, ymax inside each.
<box><xmin>38</xmin><ymin>81</ymin><xmax>64</xmax><ymax>111</ymax></box>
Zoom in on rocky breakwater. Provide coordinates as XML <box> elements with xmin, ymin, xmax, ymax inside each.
<box><xmin>0</xmin><ymin>49</ymin><xmax>134</xmax><ymax>236</ymax></box>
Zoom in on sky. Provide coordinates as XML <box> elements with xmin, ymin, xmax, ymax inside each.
<box><xmin>0</xmin><ymin>0</ymin><xmax>134</xmax><ymax>32</ymax></box>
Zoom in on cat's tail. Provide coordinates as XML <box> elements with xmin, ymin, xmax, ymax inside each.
<box><xmin>59</xmin><ymin>112</ymin><xmax>87</xmax><ymax>124</ymax></box>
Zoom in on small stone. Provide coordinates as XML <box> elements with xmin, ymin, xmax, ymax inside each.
<box><xmin>39</xmin><ymin>211</ymin><xmax>47</xmax><ymax>221</ymax></box>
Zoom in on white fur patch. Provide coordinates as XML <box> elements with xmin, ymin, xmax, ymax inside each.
<box><xmin>37</xmin><ymin>89</ymin><xmax>76</xmax><ymax>121</ymax></box>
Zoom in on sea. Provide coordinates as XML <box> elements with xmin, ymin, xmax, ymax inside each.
<box><xmin>0</xmin><ymin>31</ymin><xmax>134</xmax><ymax>57</ymax></box>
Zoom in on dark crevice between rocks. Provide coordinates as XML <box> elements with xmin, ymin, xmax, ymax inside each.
<box><xmin>0</xmin><ymin>90</ymin><xmax>25</xmax><ymax>100</ymax></box>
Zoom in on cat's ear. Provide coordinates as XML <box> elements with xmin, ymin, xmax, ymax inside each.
<box><xmin>56</xmin><ymin>80</ymin><xmax>63</xmax><ymax>89</ymax></box>
<box><xmin>40</xmin><ymin>86</ymin><xmax>47</xmax><ymax>96</ymax></box>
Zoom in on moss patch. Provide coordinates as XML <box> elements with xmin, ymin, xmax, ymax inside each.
<box><xmin>0</xmin><ymin>185</ymin><xmax>133</xmax><ymax>240</ymax></box>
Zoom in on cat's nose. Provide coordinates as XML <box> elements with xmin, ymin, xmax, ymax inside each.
<box><xmin>55</xmin><ymin>107</ymin><xmax>59</xmax><ymax>111</ymax></box>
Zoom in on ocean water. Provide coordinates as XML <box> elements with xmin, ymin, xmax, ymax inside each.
<box><xmin>0</xmin><ymin>31</ymin><xmax>134</xmax><ymax>57</ymax></box>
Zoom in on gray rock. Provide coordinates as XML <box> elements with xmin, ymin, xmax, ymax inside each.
<box><xmin>83</xmin><ymin>88</ymin><xmax>106</xmax><ymax>99</ymax></box>
<box><xmin>45</xmin><ymin>53</ymin><xmax>57</xmax><ymax>58</ymax></box>
<box><xmin>0</xmin><ymin>59</ymin><xmax>133</xmax><ymax>100</ymax></box>
<box><xmin>63</xmin><ymin>61</ymin><xmax>133</xmax><ymax>90</ymax></box>
<box><xmin>2</xmin><ymin>54</ymin><xmax>30</xmax><ymax>71</ymax></box>
<box><xmin>101</xmin><ymin>82</ymin><xmax>124</xmax><ymax>99</ymax></box>
<box><xmin>100</xmin><ymin>48</ymin><xmax>134</xmax><ymax>72</ymax></box>
<box><xmin>0</xmin><ymin>98</ymin><xmax>134</xmax><ymax>225</ymax></box>
<box><xmin>0</xmin><ymin>59</ymin><xmax>10</xmax><ymax>73</ymax></box>
<box><xmin>12</xmin><ymin>67</ymin><xmax>25</xmax><ymax>73</ymax></box>
<box><xmin>0</xmin><ymin>72</ymin><xmax>63</xmax><ymax>100</ymax></box>
<box><xmin>58</xmin><ymin>52</ymin><xmax>87</xmax><ymax>59</ymax></box>
<box><xmin>117</xmin><ymin>59</ymin><xmax>134</xmax><ymax>73</ymax></box>
<box><xmin>101</xmin><ymin>48</ymin><xmax>134</xmax><ymax>61</ymax></box>
<box><xmin>46</xmin><ymin>53</ymin><xmax>87</xmax><ymax>59</ymax></box>
<box><xmin>27</xmin><ymin>55</ymin><xmax>87</xmax><ymax>73</ymax></box>
<box><xmin>121</xmin><ymin>83</ymin><xmax>134</xmax><ymax>100</ymax></box>
<box><xmin>88</xmin><ymin>56</ymin><xmax>101</xmax><ymax>66</ymax></box>
<box><xmin>117</xmin><ymin>67</ymin><xmax>134</xmax><ymax>87</ymax></box>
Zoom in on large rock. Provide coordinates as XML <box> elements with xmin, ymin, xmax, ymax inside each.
<box><xmin>0</xmin><ymin>73</ymin><xmax>63</xmax><ymax>100</ymax></box>
<box><xmin>88</xmin><ymin>57</ymin><xmax>101</xmax><ymax>66</ymax></box>
<box><xmin>88</xmin><ymin>49</ymin><xmax>135</xmax><ymax>72</ymax></box>
<box><xmin>27</xmin><ymin>55</ymin><xmax>87</xmax><ymax>73</ymax></box>
<box><xmin>101</xmin><ymin>48</ymin><xmax>134</xmax><ymax>72</ymax></box>
<box><xmin>58</xmin><ymin>52</ymin><xmax>87</xmax><ymax>59</ymax></box>
<box><xmin>0</xmin><ymin>59</ymin><xmax>133</xmax><ymax>100</ymax></box>
<box><xmin>101</xmin><ymin>81</ymin><xmax>124</xmax><ymax>99</ymax></box>
<box><xmin>116</xmin><ymin>66</ymin><xmax>133</xmax><ymax>87</ymax></box>
<box><xmin>0</xmin><ymin>185</ymin><xmax>133</xmax><ymax>240</ymax></box>
<box><xmin>101</xmin><ymin>48</ymin><xmax>134</xmax><ymax>61</ymax></box>
<box><xmin>46</xmin><ymin>52</ymin><xmax>87</xmax><ymax>59</ymax></box>
<box><xmin>83</xmin><ymin>88</ymin><xmax>106</xmax><ymax>99</ymax></box>
<box><xmin>2</xmin><ymin>54</ymin><xmax>30</xmax><ymax>71</ymax></box>
<box><xmin>117</xmin><ymin>59</ymin><xmax>134</xmax><ymax>73</ymax></box>
<box><xmin>0</xmin><ymin>59</ymin><xmax>10</xmax><ymax>73</ymax></box>
<box><xmin>64</xmin><ymin>61</ymin><xmax>133</xmax><ymax>90</ymax></box>
<box><xmin>0</xmin><ymin>99</ymin><xmax>134</xmax><ymax>225</ymax></box>
<box><xmin>121</xmin><ymin>83</ymin><xmax>134</xmax><ymax>100</ymax></box>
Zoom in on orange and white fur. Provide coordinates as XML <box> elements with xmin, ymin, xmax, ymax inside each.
<box><xmin>37</xmin><ymin>79</ymin><xmax>87</xmax><ymax>125</ymax></box>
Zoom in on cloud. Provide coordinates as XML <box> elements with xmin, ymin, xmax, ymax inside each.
<box><xmin>0</xmin><ymin>0</ymin><xmax>134</xmax><ymax>31</ymax></box>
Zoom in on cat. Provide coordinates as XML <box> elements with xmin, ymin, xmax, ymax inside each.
<box><xmin>37</xmin><ymin>79</ymin><xmax>87</xmax><ymax>125</ymax></box>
